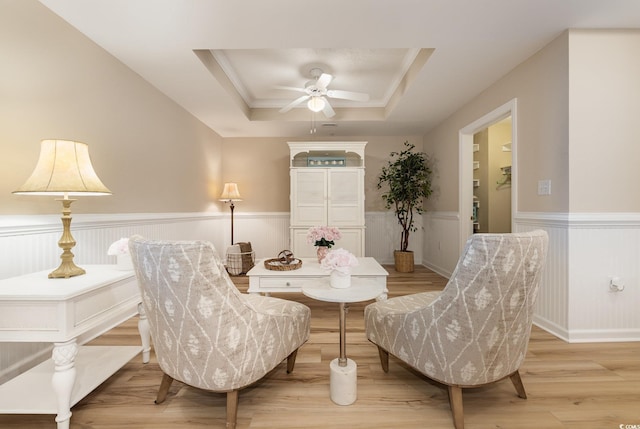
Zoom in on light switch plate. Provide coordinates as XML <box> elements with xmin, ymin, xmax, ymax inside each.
<box><xmin>538</xmin><ymin>180</ymin><xmax>551</xmax><ymax>195</ymax></box>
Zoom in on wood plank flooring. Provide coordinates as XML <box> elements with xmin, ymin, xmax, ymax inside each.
<box><xmin>1</xmin><ymin>265</ymin><xmax>639</xmax><ymax>428</ymax></box>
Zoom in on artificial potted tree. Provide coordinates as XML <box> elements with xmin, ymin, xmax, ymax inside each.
<box><xmin>377</xmin><ymin>141</ymin><xmax>433</xmax><ymax>272</ymax></box>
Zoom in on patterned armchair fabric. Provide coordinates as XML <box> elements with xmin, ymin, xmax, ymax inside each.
<box><xmin>128</xmin><ymin>236</ymin><xmax>310</xmax><ymax>427</ymax></box>
<box><xmin>364</xmin><ymin>230</ymin><xmax>548</xmax><ymax>429</ymax></box>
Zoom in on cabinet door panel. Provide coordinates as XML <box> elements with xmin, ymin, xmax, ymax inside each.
<box><xmin>291</xmin><ymin>229</ymin><xmax>316</xmax><ymax>258</ymax></box>
<box><xmin>328</xmin><ymin>169</ymin><xmax>363</xmax><ymax>225</ymax></box>
<box><xmin>336</xmin><ymin>229</ymin><xmax>364</xmax><ymax>256</ymax></box>
<box><xmin>291</xmin><ymin>169</ymin><xmax>327</xmax><ymax>225</ymax></box>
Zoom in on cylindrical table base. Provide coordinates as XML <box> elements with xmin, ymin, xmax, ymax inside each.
<box><xmin>329</xmin><ymin>358</ymin><xmax>357</xmax><ymax>405</ymax></box>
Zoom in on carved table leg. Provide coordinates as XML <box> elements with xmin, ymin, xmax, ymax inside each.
<box><xmin>376</xmin><ymin>287</ymin><xmax>389</xmax><ymax>301</ymax></box>
<box><xmin>137</xmin><ymin>303</ymin><xmax>151</xmax><ymax>363</ymax></box>
<box><xmin>51</xmin><ymin>339</ymin><xmax>78</xmax><ymax>429</ymax></box>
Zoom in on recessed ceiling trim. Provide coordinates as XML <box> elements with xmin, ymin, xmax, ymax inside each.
<box><xmin>381</xmin><ymin>48</ymin><xmax>422</xmax><ymax>104</ymax></box>
<box><xmin>194</xmin><ymin>49</ymin><xmax>250</xmax><ymax>118</ymax></box>
<box><xmin>197</xmin><ymin>48</ymin><xmax>431</xmax><ymax>122</ymax></box>
<box><xmin>250</xmin><ymin>107</ymin><xmax>386</xmax><ymax>122</ymax></box>
<box><xmin>385</xmin><ymin>48</ymin><xmax>434</xmax><ymax>117</ymax></box>
<box><xmin>210</xmin><ymin>49</ymin><xmax>253</xmax><ymax>105</ymax></box>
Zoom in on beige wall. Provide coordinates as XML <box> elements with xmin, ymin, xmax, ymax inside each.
<box><xmin>568</xmin><ymin>30</ymin><xmax>640</xmax><ymax>212</ymax></box>
<box><xmin>221</xmin><ymin>136</ymin><xmax>423</xmax><ymax>212</ymax></box>
<box><xmin>1</xmin><ymin>0</ymin><xmax>223</xmax><ymax>216</ymax></box>
<box><xmin>424</xmin><ymin>31</ymin><xmax>570</xmax><ymax>213</ymax></box>
<box><xmin>425</xmin><ymin>29</ymin><xmax>640</xmax><ymax>215</ymax></box>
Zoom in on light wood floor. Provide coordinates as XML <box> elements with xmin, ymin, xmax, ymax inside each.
<box><xmin>2</xmin><ymin>265</ymin><xmax>639</xmax><ymax>428</ymax></box>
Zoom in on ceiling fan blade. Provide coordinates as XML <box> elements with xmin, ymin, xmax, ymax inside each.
<box><xmin>326</xmin><ymin>89</ymin><xmax>370</xmax><ymax>102</ymax></box>
<box><xmin>315</xmin><ymin>73</ymin><xmax>333</xmax><ymax>89</ymax></box>
<box><xmin>275</xmin><ymin>85</ymin><xmax>307</xmax><ymax>94</ymax></box>
<box><xmin>321</xmin><ymin>98</ymin><xmax>335</xmax><ymax>118</ymax></box>
<box><xmin>279</xmin><ymin>95</ymin><xmax>310</xmax><ymax>113</ymax></box>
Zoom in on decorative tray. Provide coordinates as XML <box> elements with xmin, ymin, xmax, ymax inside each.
<box><xmin>264</xmin><ymin>258</ymin><xmax>303</xmax><ymax>271</ymax></box>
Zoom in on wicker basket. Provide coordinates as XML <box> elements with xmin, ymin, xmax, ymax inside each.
<box><xmin>394</xmin><ymin>250</ymin><xmax>414</xmax><ymax>273</ymax></box>
<box><xmin>264</xmin><ymin>258</ymin><xmax>302</xmax><ymax>271</ymax></box>
<box><xmin>226</xmin><ymin>249</ymin><xmax>255</xmax><ymax>276</ymax></box>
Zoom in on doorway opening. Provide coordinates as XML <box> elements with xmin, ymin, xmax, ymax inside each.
<box><xmin>458</xmin><ymin>99</ymin><xmax>517</xmax><ymax>253</ymax></box>
<box><xmin>472</xmin><ymin>117</ymin><xmax>512</xmax><ymax>234</ymax></box>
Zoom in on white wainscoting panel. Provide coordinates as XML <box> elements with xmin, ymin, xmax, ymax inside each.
<box><xmin>364</xmin><ymin>212</ymin><xmax>422</xmax><ymax>265</ymax></box>
<box><xmin>422</xmin><ymin>211</ymin><xmax>460</xmax><ymax>278</ymax></box>
<box><xmin>515</xmin><ymin>212</ymin><xmax>640</xmax><ymax>342</ymax></box>
<box><xmin>514</xmin><ymin>213</ymin><xmax>570</xmax><ymax>341</ymax></box>
<box><xmin>565</xmin><ymin>215</ymin><xmax>640</xmax><ymax>342</ymax></box>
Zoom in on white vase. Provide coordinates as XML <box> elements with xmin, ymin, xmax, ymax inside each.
<box><xmin>330</xmin><ymin>270</ymin><xmax>351</xmax><ymax>289</ymax></box>
<box><xmin>116</xmin><ymin>253</ymin><xmax>133</xmax><ymax>271</ymax></box>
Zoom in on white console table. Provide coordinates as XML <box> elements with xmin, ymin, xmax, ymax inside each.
<box><xmin>0</xmin><ymin>265</ymin><xmax>150</xmax><ymax>429</ymax></box>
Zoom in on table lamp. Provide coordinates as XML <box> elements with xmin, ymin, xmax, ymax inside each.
<box><xmin>13</xmin><ymin>139</ymin><xmax>112</xmax><ymax>279</ymax></box>
<box><xmin>219</xmin><ymin>182</ymin><xmax>242</xmax><ymax>244</ymax></box>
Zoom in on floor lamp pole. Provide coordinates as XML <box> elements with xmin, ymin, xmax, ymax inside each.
<box><xmin>230</xmin><ymin>201</ymin><xmax>235</xmax><ymax>245</ymax></box>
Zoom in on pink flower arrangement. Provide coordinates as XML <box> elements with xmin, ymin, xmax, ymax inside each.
<box><xmin>307</xmin><ymin>226</ymin><xmax>342</xmax><ymax>248</ymax></box>
<box><xmin>320</xmin><ymin>248</ymin><xmax>359</xmax><ymax>274</ymax></box>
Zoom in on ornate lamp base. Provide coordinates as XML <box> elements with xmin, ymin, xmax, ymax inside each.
<box><xmin>49</xmin><ymin>198</ymin><xmax>85</xmax><ymax>279</ymax></box>
<box><xmin>49</xmin><ymin>260</ymin><xmax>86</xmax><ymax>279</ymax></box>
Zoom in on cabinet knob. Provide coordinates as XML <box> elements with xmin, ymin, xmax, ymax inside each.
<box><xmin>286</xmin><ymin>282</ymin><xmax>291</xmax><ymax>286</ymax></box>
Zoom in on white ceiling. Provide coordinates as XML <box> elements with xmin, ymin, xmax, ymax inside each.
<box><xmin>39</xmin><ymin>0</ymin><xmax>640</xmax><ymax>138</ymax></box>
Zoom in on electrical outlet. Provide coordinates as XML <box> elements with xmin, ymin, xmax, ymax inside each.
<box><xmin>609</xmin><ymin>276</ymin><xmax>625</xmax><ymax>292</ymax></box>
<box><xmin>538</xmin><ymin>180</ymin><xmax>551</xmax><ymax>196</ymax></box>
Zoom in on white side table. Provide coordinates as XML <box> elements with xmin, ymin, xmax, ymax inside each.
<box><xmin>0</xmin><ymin>265</ymin><xmax>150</xmax><ymax>429</ymax></box>
<box><xmin>302</xmin><ymin>277</ymin><xmax>385</xmax><ymax>405</ymax></box>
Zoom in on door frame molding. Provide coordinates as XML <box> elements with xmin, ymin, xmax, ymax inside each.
<box><xmin>458</xmin><ymin>98</ymin><xmax>518</xmax><ymax>253</ymax></box>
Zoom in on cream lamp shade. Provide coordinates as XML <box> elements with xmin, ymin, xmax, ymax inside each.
<box><xmin>14</xmin><ymin>139</ymin><xmax>111</xmax><ymax>196</ymax></box>
<box><xmin>14</xmin><ymin>139</ymin><xmax>112</xmax><ymax>278</ymax></box>
<box><xmin>219</xmin><ymin>182</ymin><xmax>242</xmax><ymax>202</ymax></box>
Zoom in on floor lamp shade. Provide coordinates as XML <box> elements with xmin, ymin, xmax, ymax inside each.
<box><xmin>219</xmin><ymin>182</ymin><xmax>242</xmax><ymax>244</ymax></box>
<box><xmin>219</xmin><ymin>182</ymin><xmax>242</xmax><ymax>201</ymax></box>
<box><xmin>14</xmin><ymin>139</ymin><xmax>112</xmax><ymax>278</ymax></box>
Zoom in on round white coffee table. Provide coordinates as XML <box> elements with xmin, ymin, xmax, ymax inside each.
<box><xmin>302</xmin><ymin>277</ymin><xmax>385</xmax><ymax>406</ymax></box>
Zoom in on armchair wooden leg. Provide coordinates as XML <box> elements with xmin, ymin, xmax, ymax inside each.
<box><xmin>509</xmin><ymin>370</ymin><xmax>528</xmax><ymax>399</ymax></box>
<box><xmin>447</xmin><ymin>385</ymin><xmax>464</xmax><ymax>429</ymax></box>
<box><xmin>226</xmin><ymin>390</ymin><xmax>239</xmax><ymax>429</ymax></box>
<box><xmin>154</xmin><ymin>373</ymin><xmax>174</xmax><ymax>404</ymax></box>
<box><xmin>377</xmin><ymin>346</ymin><xmax>389</xmax><ymax>373</ymax></box>
<box><xmin>286</xmin><ymin>349</ymin><xmax>299</xmax><ymax>374</ymax></box>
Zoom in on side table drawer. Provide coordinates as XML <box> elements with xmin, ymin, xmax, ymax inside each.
<box><xmin>259</xmin><ymin>276</ymin><xmax>320</xmax><ymax>289</ymax></box>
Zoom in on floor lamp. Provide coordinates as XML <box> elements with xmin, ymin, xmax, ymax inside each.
<box><xmin>13</xmin><ymin>139</ymin><xmax>112</xmax><ymax>278</ymax></box>
<box><xmin>219</xmin><ymin>183</ymin><xmax>242</xmax><ymax>244</ymax></box>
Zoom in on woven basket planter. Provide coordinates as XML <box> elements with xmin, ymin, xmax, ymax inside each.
<box><xmin>394</xmin><ymin>250</ymin><xmax>414</xmax><ymax>273</ymax></box>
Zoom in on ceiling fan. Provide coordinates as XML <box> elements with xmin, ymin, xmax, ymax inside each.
<box><xmin>278</xmin><ymin>68</ymin><xmax>370</xmax><ymax>118</ymax></box>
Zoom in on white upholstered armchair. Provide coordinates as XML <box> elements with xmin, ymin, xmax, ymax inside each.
<box><xmin>365</xmin><ymin>230</ymin><xmax>548</xmax><ymax>429</ymax></box>
<box><xmin>128</xmin><ymin>236</ymin><xmax>311</xmax><ymax>429</ymax></box>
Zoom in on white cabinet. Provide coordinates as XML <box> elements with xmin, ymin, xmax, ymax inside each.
<box><xmin>288</xmin><ymin>142</ymin><xmax>366</xmax><ymax>258</ymax></box>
